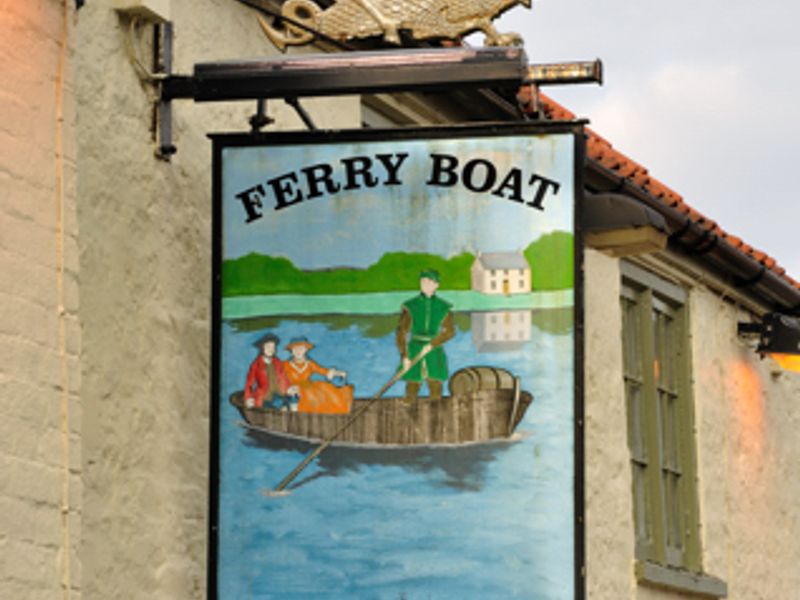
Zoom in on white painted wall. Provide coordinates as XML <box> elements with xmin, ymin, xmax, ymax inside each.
<box><xmin>0</xmin><ymin>2</ymin><xmax>81</xmax><ymax>598</ymax></box>
<box><xmin>584</xmin><ymin>248</ymin><xmax>800</xmax><ymax>599</ymax></box>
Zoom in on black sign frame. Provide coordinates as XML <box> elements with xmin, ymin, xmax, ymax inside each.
<box><xmin>209</xmin><ymin>120</ymin><xmax>586</xmax><ymax>599</ymax></box>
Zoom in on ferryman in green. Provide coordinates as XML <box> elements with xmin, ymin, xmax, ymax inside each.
<box><xmin>395</xmin><ymin>269</ymin><xmax>455</xmax><ymax>402</ymax></box>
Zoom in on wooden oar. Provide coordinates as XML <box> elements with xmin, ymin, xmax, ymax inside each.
<box><xmin>264</xmin><ymin>345</ymin><xmax>434</xmax><ymax>496</ymax></box>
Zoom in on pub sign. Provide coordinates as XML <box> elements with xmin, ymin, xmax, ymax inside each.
<box><xmin>211</xmin><ymin>122</ymin><xmax>584</xmax><ymax>599</ymax></box>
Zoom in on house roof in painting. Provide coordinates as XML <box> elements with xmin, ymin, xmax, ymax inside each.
<box><xmin>475</xmin><ymin>251</ymin><xmax>530</xmax><ymax>271</ymax></box>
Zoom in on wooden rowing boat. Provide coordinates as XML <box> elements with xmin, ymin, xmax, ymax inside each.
<box><xmin>229</xmin><ymin>366</ymin><xmax>533</xmax><ymax>447</ymax></box>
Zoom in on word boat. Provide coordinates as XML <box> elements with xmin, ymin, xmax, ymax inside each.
<box><xmin>230</xmin><ymin>366</ymin><xmax>533</xmax><ymax>448</ymax></box>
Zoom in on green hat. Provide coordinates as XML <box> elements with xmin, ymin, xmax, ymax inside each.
<box><xmin>419</xmin><ymin>269</ymin><xmax>440</xmax><ymax>282</ymax></box>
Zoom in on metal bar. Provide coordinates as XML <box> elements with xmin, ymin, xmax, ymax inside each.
<box><xmin>285</xmin><ymin>97</ymin><xmax>317</xmax><ymax>130</ymax></box>
<box><xmin>248</xmin><ymin>98</ymin><xmax>272</xmax><ymax>133</ymax></box>
<box><xmin>525</xmin><ymin>60</ymin><xmax>603</xmax><ymax>86</ymax></box>
<box><xmin>161</xmin><ymin>52</ymin><xmax>603</xmax><ymax>104</ymax></box>
<box><xmin>737</xmin><ymin>322</ymin><xmax>762</xmax><ymax>336</ymax></box>
<box><xmin>157</xmin><ymin>22</ymin><xmax>177</xmax><ymax>158</ymax></box>
<box><xmin>161</xmin><ymin>47</ymin><xmax>529</xmax><ymax>102</ymax></box>
<box><xmin>161</xmin><ymin>74</ymin><xmax>196</xmax><ymax>100</ymax></box>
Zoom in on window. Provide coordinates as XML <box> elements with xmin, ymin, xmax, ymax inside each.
<box><xmin>620</xmin><ymin>263</ymin><xmax>727</xmax><ymax>597</ymax></box>
<box><xmin>621</xmin><ymin>263</ymin><xmax>698</xmax><ymax>569</ymax></box>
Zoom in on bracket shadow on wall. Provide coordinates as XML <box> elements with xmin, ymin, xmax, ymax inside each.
<box><xmin>152</xmin><ymin>38</ymin><xmax>601</xmax><ymax>157</ymax></box>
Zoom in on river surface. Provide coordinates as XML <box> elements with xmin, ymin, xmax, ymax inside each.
<box><xmin>216</xmin><ymin>308</ymin><xmax>575</xmax><ymax>599</ymax></box>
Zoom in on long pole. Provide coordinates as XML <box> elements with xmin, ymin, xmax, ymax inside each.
<box><xmin>267</xmin><ymin>347</ymin><xmax>432</xmax><ymax>495</ymax></box>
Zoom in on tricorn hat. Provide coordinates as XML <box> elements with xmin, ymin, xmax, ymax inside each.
<box><xmin>252</xmin><ymin>332</ymin><xmax>280</xmax><ymax>348</ymax></box>
<box><xmin>286</xmin><ymin>336</ymin><xmax>314</xmax><ymax>351</ymax></box>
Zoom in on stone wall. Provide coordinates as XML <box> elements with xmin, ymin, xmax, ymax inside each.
<box><xmin>0</xmin><ymin>1</ymin><xmax>81</xmax><ymax>598</ymax></box>
<box><xmin>74</xmin><ymin>1</ymin><xmax>359</xmax><ymax>598</ymax></box>
<box><xmin>584</xmin><ymin>248</ymin><xmax>800</xmax><ymax>599</ymax></box>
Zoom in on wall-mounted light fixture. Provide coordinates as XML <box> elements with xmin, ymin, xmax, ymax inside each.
<box><xmin>738</xmin><ymin>313</ymin><xmax>800</xmax><ymax>373</ymax></box>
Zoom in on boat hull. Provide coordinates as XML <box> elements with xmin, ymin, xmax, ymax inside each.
<box><xmin>230</xmin><ymin>389</ymin><xmax>533</xmax><ymax>447</ymax></box>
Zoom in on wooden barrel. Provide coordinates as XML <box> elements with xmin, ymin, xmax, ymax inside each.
<box><xmin>448</xmin><ymin>366</ymin><xmax>516</xmax><ymax>396</ymax></box>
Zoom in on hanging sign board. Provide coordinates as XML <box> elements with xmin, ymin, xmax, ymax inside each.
<box><xmin>210</xmin><ymin>122</ymin><xmax>585</xmax><ymax>599</ymax></box>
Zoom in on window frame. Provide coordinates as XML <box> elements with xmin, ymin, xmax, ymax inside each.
<box><xmin>619</xmin><ymin>261</ymin><xmax>703</xmax><ymax>573</ymax></box>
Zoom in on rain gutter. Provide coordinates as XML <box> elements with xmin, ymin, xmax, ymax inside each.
<box><xmin>584</xmin><ymin>159</ymin><xmax>800</xmax><ymax>315</ymax></box>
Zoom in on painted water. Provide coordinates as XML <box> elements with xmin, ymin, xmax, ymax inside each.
<box><xmin>217</xmin><ymin>307</ymin><xmax>575</xmax><ymax>599</ymax></box>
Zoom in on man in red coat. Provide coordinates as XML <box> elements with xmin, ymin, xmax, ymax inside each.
<box><xmin>244</xmin><ymin>333</ymin><xmax>299</xmax><ymax>410</ymax></box>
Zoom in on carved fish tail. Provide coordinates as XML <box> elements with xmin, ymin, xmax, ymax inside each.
<box><xmin>258</xmin><ymin>0</ymin><xmax>320</xmax><ymax>52</ymax></box>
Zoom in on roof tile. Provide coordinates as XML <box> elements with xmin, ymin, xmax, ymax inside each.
<box><xmin>537</xmin><ymin>92</ymin><xmax>797</xmax><ymax>292</ymax></box>
<box><xmin>630</xmin><ymin>169</ymin><xmax>650</xmax><ymax>187</ymax></box>
<box><xmin>722</xmin><ymin>234</ymin><xmax>744</xmax><ymax>249</ymax></box>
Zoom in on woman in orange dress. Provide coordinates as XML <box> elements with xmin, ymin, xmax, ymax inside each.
<box><xmin>283</xmin><ymin>337</ymin><xmax>354</xmax><ymax>414</ymax></box>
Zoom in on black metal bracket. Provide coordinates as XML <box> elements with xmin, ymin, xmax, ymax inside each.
<box><xmin>249</xmin><ymin>99</ymin><xmax>274</xmax><ymax>133</ymax></box>
<box><xmin>156</xmin><ymin>22</ymin><xmax>177</xmax><ymax>159</ymax></box>
<box><xmin>156</xmin><ymin>46</ymin><xmax>602</xmax><ymax>155</ymax></box>
<box><xmin>737</xmin><ymin>321</ymin><xmax>762</xmax><ymax>337</ymax></box>
<box><xmin>285</xmin><ymin>97</ymin><xmax>317</xmax><ymax>131</ymax></box>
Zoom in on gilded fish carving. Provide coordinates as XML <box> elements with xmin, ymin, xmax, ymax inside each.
<box><xmin>259</xmin><ymin>0</ymin><xmax>531</xmax><ymax>51</ymax></box>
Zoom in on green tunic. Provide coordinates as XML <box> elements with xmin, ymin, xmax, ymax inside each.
<box><xmin>396</xmin><ymin>293</ymin><xmax>454</xmax><ymax>382</ymax></box>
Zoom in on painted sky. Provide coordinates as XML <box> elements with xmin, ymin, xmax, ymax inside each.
<box><xmin>491</xmin><ymin>0</ymin><xmax>800</xmax><ymax>280</ymax></box>
<box><xmin>222</xmin><ymin>134</ymin><xmax>574</xmax><ymax>268</ymax></box>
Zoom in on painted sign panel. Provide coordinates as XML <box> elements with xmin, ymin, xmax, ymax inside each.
<box><xmin>211</xmin><ymin>124</ymin><xmax>583</xmax><ymax>599</ymax></box>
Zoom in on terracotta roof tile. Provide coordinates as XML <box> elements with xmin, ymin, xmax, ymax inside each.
<box><xmin>538</xmin><ymin>91</ymin><xmax>576</xmax><ymax>121</ymax></box>
<box><xmin>535</xmin><ymin>92</ymin><xmax>798</xmax><ymax>293</ymax></box>
<box><xmin>586</xmin><ymin>136</ymin><xmax>612</xmax><ymax>159</ymax></box>
<box><xmin>722</xmin><ymin>234</ymin><xmax>744</xmax><ymax>249</ymax></box>
<box><xmin>629</xmin><ymin>169</ymin><xmax>650</xmax><ymax>188</ymax></box>
<box><xmin>641</xmin><ymin>179</ymin><xmax>672</xmax><ymax>200</ymax></box>
<box><xmin>585</xmin><ymin>127</ymin><xmax>611</xmax><ymax>147</ymax></box>
<box><xmin>615</xmin><ymin>158</ymin><xmax>640</xmax><ymax>179</ymax></box>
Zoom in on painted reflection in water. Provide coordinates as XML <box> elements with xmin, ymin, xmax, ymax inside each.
<box><xmin>244</xmin><ymin>428</ymin><xmax>523</xmax><ymax>493</ymax></box>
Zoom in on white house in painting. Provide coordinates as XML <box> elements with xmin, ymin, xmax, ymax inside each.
<box><xmin>471</xmin><ymin>251</ymin><xmax>532</xmax><ymax>295</ymax></box>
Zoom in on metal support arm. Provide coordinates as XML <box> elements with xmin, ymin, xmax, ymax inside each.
<box><xmin>157</xmin><ymin>46</ymin><xmax>603</xmax><ymax>154</ymax></box>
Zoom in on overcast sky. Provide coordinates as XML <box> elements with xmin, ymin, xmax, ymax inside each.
<box><xmin>495</xmin><ymin>0</ymin><xmax>800</xmax><ymax>280</ymax></box>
